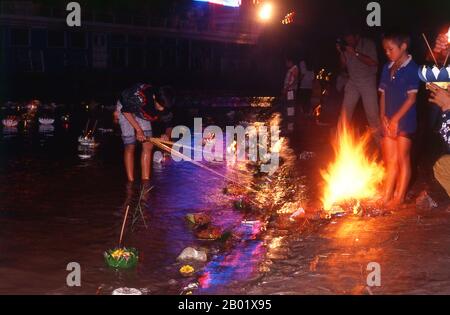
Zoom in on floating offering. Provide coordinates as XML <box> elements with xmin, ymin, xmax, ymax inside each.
<box><xmin>38</xmin><ymin>117</ymin><xmax>55</xmax><ymax>125</ymax></box>
<box><xmin>78</xmin><ymin>136</ymin><xmax>98</xmax><ymax>147</ymax></box>
<box><xmin>179</xmin><ymin>265</ymin><xmax>195</xmax><ymax>277</ymax></box>
<box><xmin>2</xmin><ymin>118</ymin><xmax>18</xmax><ymax>128</ymax></box>
<box><xmin>177</xmin><ymin>247</ymin><xmax>207</xmax><ymax>262</ymax></box>
<box><xmin>104</xmin><ymin>205</ymin><xmax>139</xmax><ymax>269</ymax></box>
<box><xmin>112</xmin><ymin>287</ymin><xmax>142</xmax><ymax>295</ymax></box>
<box><xmin>79</xmin><ymin>119</ymin><xmax>98</xmax><ymax>146</ymax></box>
<box><xmin>195</xmin><ymin>226</ymin><xmax>223</xmax><ymax>240</ymax></box>
<box><xmin>104</xmin><ymin>247</ymin><xmax>139</xmax><ymax>269</ymax></box>
<box><xmin>185</xmin><ymin>213</ymin><xmax>211</xmax><ymax>227</ymax></box>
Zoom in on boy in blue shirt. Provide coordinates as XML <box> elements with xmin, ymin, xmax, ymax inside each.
<box><xmin>378</xmin><ymin>31</ymin><xmax>420</xmax><ymax>208</ymax></box>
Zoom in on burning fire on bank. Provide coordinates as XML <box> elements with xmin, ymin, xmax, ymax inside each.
<box><xmin>320</xmin><ymin>120</ymin><xmax>385</xmax><ymax>214</ymax></box>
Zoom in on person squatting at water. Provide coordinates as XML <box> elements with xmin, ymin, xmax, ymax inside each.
<box><xmin>114</xmin><ymin>83</ymin><xmax>174</xmax><ymax>182</ymax></box>
<box><xmin>429</xmin><ymin>28</ymin><xmax>450</xmax><ymax>197</ymax></box>
<box><xmin>337</xmin><ymin>26</ymin><xmax>381</xmax><ymax>142</ymax></box>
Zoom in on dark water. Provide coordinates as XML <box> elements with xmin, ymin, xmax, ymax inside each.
<box><xmin>0</xmin><ymin>122</ymin><xmax>266</xmax><ymax>295</ymax></box>
<box><xmin>4</xmin><ymin>113</ymin><xmax>450</xmax><ymax>296</ymax></box>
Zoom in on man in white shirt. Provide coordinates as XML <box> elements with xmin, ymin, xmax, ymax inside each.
<box><xmin>282</xmin><ymin>56</ymin><xmax>299</xmax><ymax>134</ymax></box>
<box><xmin>298</xmin><ymin>59</ymin><xmax>314</xmax><ymax>115</ymax></box>
<box><xmin>337</xmin><ymin>29</ymin><xmax>380</xmax><ymax>140</ymax></box>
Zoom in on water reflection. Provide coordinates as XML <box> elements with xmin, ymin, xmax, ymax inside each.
<box><xmin>196</xmin><ymin>222</ymin><xmax>265</xmax><ymax>294</ymax></box>
<box><xmin>0</xmin><ymin>114</ymin><xmax>284</xmax><ymax>295</ymax></box>
<box><xmin>39</xmin><ymin>124</ymin><xmax>55</xmax><ymax>135</ymax></box>
<box><xmin>2</xmin><ymin>127</ymin><xmax>19</xmax><ymax>137</ymax></box>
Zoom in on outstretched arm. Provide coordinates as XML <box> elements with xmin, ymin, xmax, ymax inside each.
<box><xmin>123</xmin><ymin>112</ymin><xmax>146</xmax><ymax>142</ymax></box>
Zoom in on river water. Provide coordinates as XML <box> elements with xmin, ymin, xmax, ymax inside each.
<box><xmin>0</xmin><ymin>119</ymin><xmax>270</xmax><ymax>295</ymax></box>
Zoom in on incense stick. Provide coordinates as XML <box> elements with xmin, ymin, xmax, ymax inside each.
<box><xmin>422</xmin><ymin>33</ymin><xmax>438</xmax><ymax>66</ymax></box>
<box><xmin>444</xmin><ymin>51</ymin><xmax>450</xmax><ymax>68</ymax></box>
<box><xmin>149</xmin><ymin>137</ymin><xmax>259</xmax><ymax>194</ymax></box>
<box><xmin>84</xmin><ymin>119</ymin><xmax>90</xmax><ymax>137</ymax></box>
<box><xmin>152</xmin><ymin>137</ymin><xmax>259</xmax><ymax>179</ymax></box>
<box><xmin>90</xmin><ymin>120</ymin><xmax>98</xmax><ymax>136</ymax></box>
<box><xmin>119</xmin><ymin>205</ymin><xmax>130</xmax><ymax>247</ymax></box>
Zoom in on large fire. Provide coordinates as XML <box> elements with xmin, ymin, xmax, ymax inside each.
<box><xmin>321</xmin><ymin>121</ymin><xmax>384</xmax><ymax>211</ymax></box>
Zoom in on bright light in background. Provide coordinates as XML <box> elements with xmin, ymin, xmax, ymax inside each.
<box><xmin>258</xmin><ymin>3</ymin><xmax>273</xmax><ymax>21</ymax></box>
<box><xmin>194</xmin><ymin>0</ymin><xmax>241</xmax><ymax>7</ymax></box>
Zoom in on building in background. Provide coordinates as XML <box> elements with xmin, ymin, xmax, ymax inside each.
<box><xmin>0</xmin><ymin>0</ymin><xmax>285</xmax><ymax>102</ymax></box>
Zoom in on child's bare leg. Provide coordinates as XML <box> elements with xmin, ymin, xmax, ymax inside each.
<box><xmin>392</xmin><ymin>136</ymin><xmax>412</xmax><ymax>205</ymax></box>
<box><xmin>124</xmin><ymin>144</ymin><xmax>136</xmax><ymax>182</ymax></box>
<box><xmin>382</xmin><ymin>136</ymin><xmax>398</xmax><ymax>204</ymax></box>
<box><xmin>141</xmin><ymin>142</ymin><xmax>153</xmax><ymax>181</ymax></box>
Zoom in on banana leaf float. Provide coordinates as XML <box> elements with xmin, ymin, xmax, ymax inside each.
<box><xmin>185</xmin><ymin>213</ymin><xmax>211</xmax><ymax>227</ymax></box>
<box><xmin>104</xmin><ymin>247</ymin><xmax>138</xmax><ymax>269</ymax></box>
<box><xmin>195</xmin><ymin>226</ymin><xmax>233</xmax><ymax>242</ymax></box>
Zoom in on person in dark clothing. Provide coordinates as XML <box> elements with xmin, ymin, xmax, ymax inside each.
<box><xmin>115</xmin><ymin>83</ymin><xmax>174</xmax><ymax>182</ymax></box>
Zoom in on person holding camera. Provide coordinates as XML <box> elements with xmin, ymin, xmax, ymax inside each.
<box><xmin>337</xmin><ymin>28</ymin><xmax>380</xmax><ymax>140</ymax></box>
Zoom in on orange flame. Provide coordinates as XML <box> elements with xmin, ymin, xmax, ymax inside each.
<box><xmin>313</xmin><ymin>104</ymin><xmax>322</xmax><ymax>118</ymax></box>
<box><xmin>321</xmin><ymin>121</ymin><xmax>384</xmax><ymax>211</ymax></box>
<box><xmin>447</xmin><ymin>26</ymin><xmax>450</xmax><ymax>44</ymax></box>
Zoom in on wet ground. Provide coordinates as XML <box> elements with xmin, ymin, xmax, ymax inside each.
<box><xmin>240</xmin><ymin>122</ymin><xmax>450</xmax><ymax>295</ymax></box>
<box><xmin>1</xmin><ymin>115</ymin><xmax>450</xmax><ymax>295</ymax></box>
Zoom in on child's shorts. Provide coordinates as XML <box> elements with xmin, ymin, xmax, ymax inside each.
<box><xmin>118</xmin><ymin>112</ymin><xmax>152</xmax><ymax>145</ymax></box>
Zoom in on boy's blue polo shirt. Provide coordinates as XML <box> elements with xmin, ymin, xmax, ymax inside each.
<box><xmin>378</xmin><ymin>55</ymin><xmax>420</xmax><ymax>134</ymax></box>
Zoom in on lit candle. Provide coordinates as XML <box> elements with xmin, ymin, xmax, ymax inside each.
<box><xmin>447</xmin><ymin>26</ymin><xmax>450</xmax><ymax>44</ymax></box>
